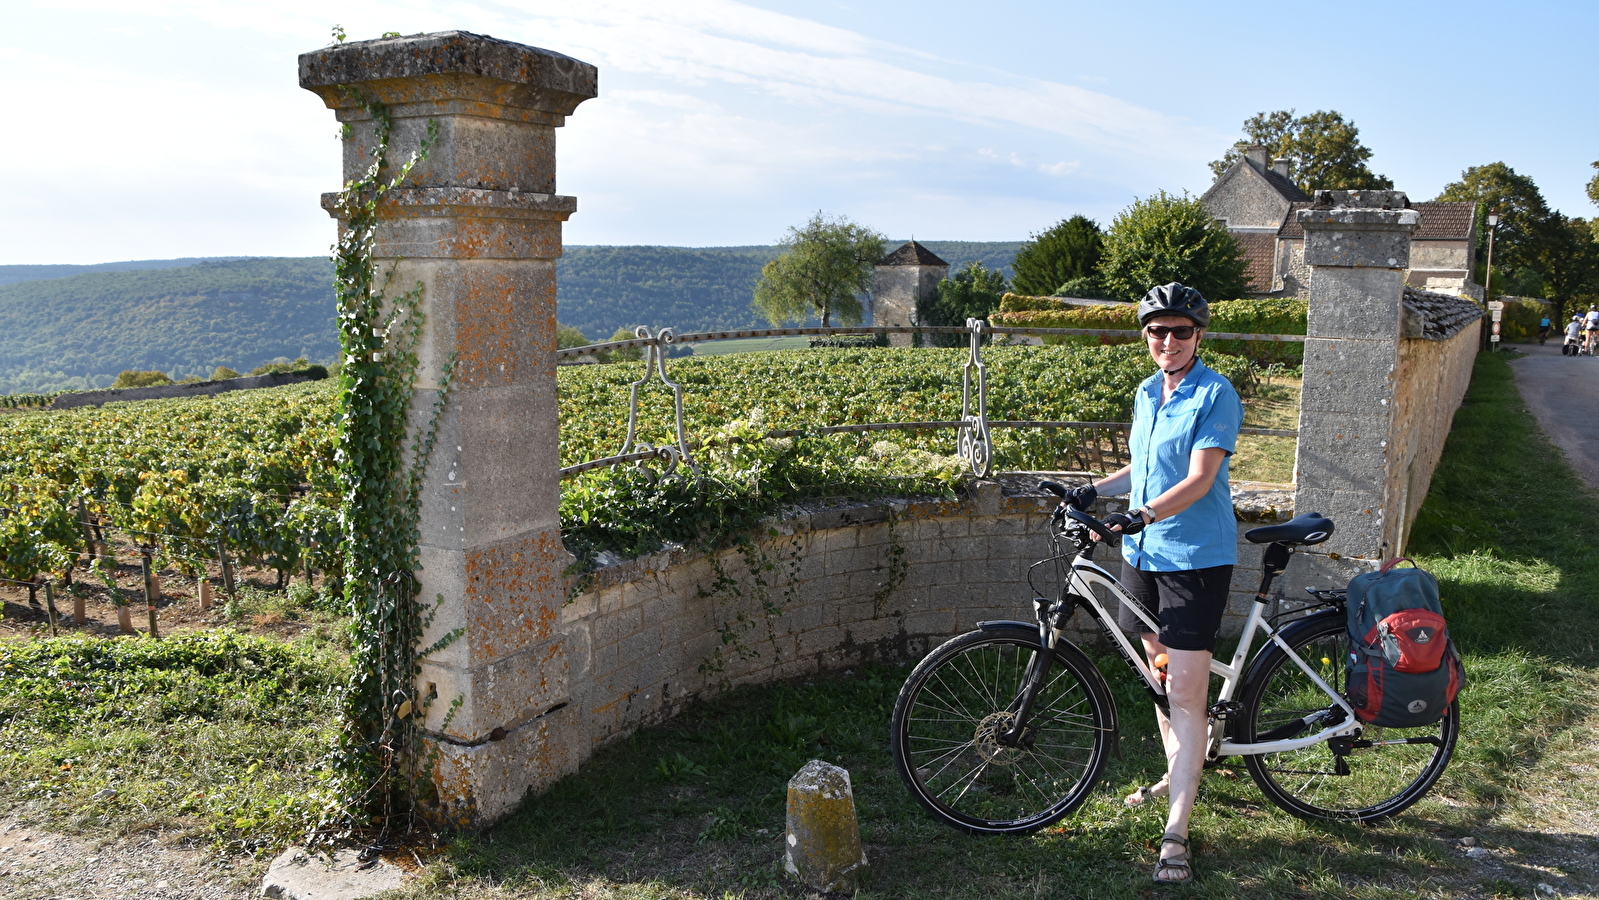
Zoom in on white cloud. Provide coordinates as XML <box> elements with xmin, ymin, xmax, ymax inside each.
<box><xmin>3</xmin><ymin>0</ymin><xmax>1223</xmax><ymax>259</ymax></box>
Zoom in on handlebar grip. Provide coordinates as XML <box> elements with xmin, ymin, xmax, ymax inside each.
<box><xmin>1066</xmin><ymin>507</ymin><xmax>1118</xmax><ymax>545</ymax></box>
<box><xmin>1039</xmin><ymin>480</ymin><xmax>1068</xmax><ymax>498</ymax></box>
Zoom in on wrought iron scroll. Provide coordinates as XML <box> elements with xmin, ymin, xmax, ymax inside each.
<box><xmin>957</xmin><ymin>318</ymin><xmax>993</xmax><ymax>477</ymax></box>
<box><xmin>556</xmin><ymin>326</ymin><xmax>701</xmax><ymax>484</ymax></box>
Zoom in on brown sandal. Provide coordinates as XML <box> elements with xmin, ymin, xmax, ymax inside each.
<box><xmin>1153</xmin><ymin>832</ymin><xmax>1193</xmax><ymax>885</ymax></box>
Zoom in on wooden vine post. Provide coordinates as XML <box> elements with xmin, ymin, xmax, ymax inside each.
<box><xmin>301</xmin><ymin>32</ymin><xmax>597</xmax><ymax>827</ymax></box>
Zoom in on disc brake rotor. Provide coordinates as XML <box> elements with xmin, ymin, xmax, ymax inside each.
<box><xmin>974</xmin><ymin>711</ymin><xmax>1027</xmax><ymax>765</ymax></box>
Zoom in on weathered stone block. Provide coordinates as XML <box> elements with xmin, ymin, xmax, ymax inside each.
<box><xmin>785</xmin><ymin>760</ymin><xmax>868</xmax><ymax>893</ymax></box>
<box><xmin>1298</xmin><ymin>205</ymin><xmax>1418</xmax><ymax>269</ymax></box>
<box><xmin>1293</xmin><ymin>412</ymin><xmax>1393</xmax><ymax>494</ymax></box>
<box><xmin>1303</xmin><ymin>268</ymin><xmax>1408</xmax><ymax>340</ymax></box>
<box><xmin>418</xmin><ymin>636</ymin><xmax>567</xmax><ymax>739</ymax></box>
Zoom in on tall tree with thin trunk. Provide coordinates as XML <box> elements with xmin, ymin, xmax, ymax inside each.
<box><xmin>752</xmin><ymin>213</ymin><xmax>886</xmax><ymax>327</ymax></box>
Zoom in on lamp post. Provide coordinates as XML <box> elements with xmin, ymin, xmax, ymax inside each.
<box><xmin>1482</xmin><ymin>211</ymin><xmax>1499</xmax><ymax>352</ymax></box>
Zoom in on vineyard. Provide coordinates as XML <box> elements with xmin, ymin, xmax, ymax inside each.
<box><xmin>0</xmin><ymin>343</ymin><xmax>1260</xmax><ymax>609</ymax></box>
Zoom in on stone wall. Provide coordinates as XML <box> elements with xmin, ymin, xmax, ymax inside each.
<box><xmin>1389</xmin><ymin>322</ymin><xmax>1479</xmax><ymax>553</ymax></box>
<box><xmin>49</xmin><ymin>372</ymin><xmax>316</xmax><ymax>409</ymax></box>
<box><xmin>558</xmin><ymin>479</ymin><xmax>1338</xmax><ymax>752</ymax></box>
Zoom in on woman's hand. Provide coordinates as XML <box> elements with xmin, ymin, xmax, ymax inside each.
<box><xmin>1103</xmin><ymin>511</ymin><xmax>1146</xmax><ymax>535</ymax></box>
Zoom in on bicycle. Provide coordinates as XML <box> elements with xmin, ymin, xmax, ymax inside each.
<box><xmin>889</xmin><ymin>481</ymin><xmax>1458</xmax><ymax>835</ymax></box>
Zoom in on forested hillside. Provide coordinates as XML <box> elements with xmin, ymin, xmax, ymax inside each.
<box><xmin>0</xmin><ymin>258</ymin><xmax>338</xmax><ymax>394</ymax></box>
<box><xmin>0</xmin><ymin>242</ymin><xmax>1023</xmax><ymax>393</ymax></box>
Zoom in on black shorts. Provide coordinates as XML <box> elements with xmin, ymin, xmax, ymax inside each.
<box><xmin>1116</xmin><ymin>562</ymin><xmax>1234</xmax><ymax>653</ymax></box>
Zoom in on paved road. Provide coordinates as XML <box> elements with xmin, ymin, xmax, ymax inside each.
<box><xmin>1508</xmin><ymin>340</ymin><xmax>1599</xmax><ymax>489</ymax></box>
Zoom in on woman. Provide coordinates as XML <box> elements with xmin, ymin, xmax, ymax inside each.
<box><xmin>1063</xmin><ymin>282</ymin><xmax>1242</xmax><ymax>884</ymax></box>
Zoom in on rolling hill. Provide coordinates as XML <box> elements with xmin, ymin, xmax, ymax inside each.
<box><xmin>0</xmin><ymin>242</ymin><xmax>1023</xmax><ymax>394</ymax></box>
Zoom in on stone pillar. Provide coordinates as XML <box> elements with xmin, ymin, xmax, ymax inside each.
<box><xmin>300</xmin><ymin>31</ymin><xmax>596</xmax><ymax>826</ymax></box>
<box><xmin>1293</xmin><ymin>191</ymin><xmax>1419</xmax><ymax>564</ymax></box>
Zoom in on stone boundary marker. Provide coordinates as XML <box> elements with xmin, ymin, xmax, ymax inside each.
<box><xmin>49</xmin><ymin>372</ymin><xmax>317</xmax><ymax>409</ymax></box>
<box><xmin>260</xmin><ymin>847</ymin><xmax>405</xmax><ymax>900</ymax></box>
<box><xmin>785</xmin><ymin>760</ymin><xmax>869</xmax><ymax>892</ymax></box>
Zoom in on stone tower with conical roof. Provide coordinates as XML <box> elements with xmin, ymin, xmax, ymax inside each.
<box><xmin>873</xmin><ymin>240</ymin><xmax>948</xmax><ymax>346</ymax></box>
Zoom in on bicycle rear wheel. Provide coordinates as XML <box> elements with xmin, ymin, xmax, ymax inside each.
<box><xmin>890</xmin><ymin>625</ymin><xmax>1115</xmax><ymax>834</ymax></box>
<box><xmin>1240</xmin><ymin>613</ymin><xmax>1457</xmax><ymax>822</ymax></box>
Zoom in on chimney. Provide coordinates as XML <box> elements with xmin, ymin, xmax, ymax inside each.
<box><xmin>1272</xmin><ymin>157</ymin><xmax>1292</xmax><ymax>179</ymax></box>
<box><xmin>1243</xmin><ymin>144</ymin><xmax>1269</xmax><ymax>170</ymax></box>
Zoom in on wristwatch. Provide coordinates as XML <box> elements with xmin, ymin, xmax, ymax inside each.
<box><xmin>1134</xmin><ymin>506</ymin><xmax>1157</xmax><ymax>524</ymax></box>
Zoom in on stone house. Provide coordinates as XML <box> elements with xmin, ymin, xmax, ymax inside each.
<box><xmin>873</xmin><ymin>240</ymin><xmax>948</xmax><ymax>346</ymax></box>
<box><xmin>1202</xmin><ymin>145</ymin><xmax>1479</xmax><ymax>298</ymax></box>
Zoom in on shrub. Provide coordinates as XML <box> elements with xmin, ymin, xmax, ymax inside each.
<box><xmin>990</xmin><ymin>298</ymin><xmax>1306</xmax><ymax>365</ymax></box>
<box><xmin>112</xmin><ymin>370</ymin><xmax>173</xmax><ymax>389</ymax></box>
<box><xmin>1498</xmin><ymin>296</ymin><xmax>1547</xmax><ymax>342</ymax></box>
<box><xmin>211</xmin><ymin>366</ymin><xmax>241</xmax><ymax>380</ymax></box>
<box><xmin>997</xmin><ymin>293</ymin><xmax>1064</xmax><ymax>313</ymax></box>
<box><xmin>1098</xmin><ymin>192</ymin><xmax>1250</xmax><ymax>303</ymax></box>
<box><xmin>918</xmin><ymin>262</ymin><xmax>1009</xmax><ymax>347</ymax></box>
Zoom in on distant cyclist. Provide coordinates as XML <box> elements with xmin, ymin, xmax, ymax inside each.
<box><xmin>1567</xmin><ymin>316</ymin><xmax>1586</xmax><ymax>356</ymax></box>
<box><xmin>1586</xmin><ymin>306</ymin><xmax>1599</xmax><ymax>355</ymax></box>
<box><xmin>1538</xmin><ymin>314</ymin><xmax>1551</xmax><ymax>344</ymax></box>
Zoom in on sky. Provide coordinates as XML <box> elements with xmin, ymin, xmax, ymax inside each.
<box><xmin>2</xmin><ymin>0</ymin><xmax>1595</xmax><ymax>264</ymax></box>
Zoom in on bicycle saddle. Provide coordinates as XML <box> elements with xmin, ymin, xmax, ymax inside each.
<box><xmin>1244</xmin><ymin>512</ymin><xmax>1335</xmax><ymax>545</ymax></box>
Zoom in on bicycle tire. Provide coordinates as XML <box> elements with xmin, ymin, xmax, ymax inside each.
<box><xmin>1240</xmin><ymin>613</ymin><xmax>1457</xmax><ymax>822</ymax></box>
<box><xmin>890</xmin><ymin>625</ymin><xmax>1115</xmax><ymax>834</ymax></box>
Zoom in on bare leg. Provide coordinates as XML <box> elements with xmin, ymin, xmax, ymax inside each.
<box><xmin>1124</xmin><ymin>633</ymin><xmax>1171</xmax><ymax>805</ymax></box>
<box><xmin>1158</xmin><ymin>647</ymin><xmax>1213</xmax><ymax>876</ymax></box>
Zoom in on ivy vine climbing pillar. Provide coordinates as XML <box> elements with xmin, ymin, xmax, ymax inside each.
<box><xmin>301</xmin><ymin>31</ymin><xmax>597</xmax><ymax>826</ymax></box>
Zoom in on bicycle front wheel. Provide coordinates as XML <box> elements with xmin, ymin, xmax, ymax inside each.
<box><xmin>1240</xmin><ymin>613</ymin><xmax>1457</xmax><ymax>822</ymax></box>
<box><xmin>890</xmin><ymin>625</ymin><xmax>1115</xmax><ymax>834</ymax></box>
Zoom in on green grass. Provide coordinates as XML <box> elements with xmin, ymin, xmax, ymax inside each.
<box><xmin>0</xmin><ymin>629</ymin><xmax>347</xmax><ymax>851</ymax></box>
<box><xmin>395</xmin><ymin>351</ymin><xmax>1599</xmax><ymax>898</ymax></box>
<box><xmin>686</xmin><ymin>336</ymin><xmax>811</xmax><ymax>356</ymax></box>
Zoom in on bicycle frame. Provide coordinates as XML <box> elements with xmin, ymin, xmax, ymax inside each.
<box><xmin>1061</xmin><ymin>555</ymin><xmax>1361</xmax><ymax>759</ymax></box>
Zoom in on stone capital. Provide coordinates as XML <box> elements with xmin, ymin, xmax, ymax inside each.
<box><xmin>299</xmin><ymin>31</ymin><xmax>597</xmax><ymax>121</ymax></box>
<box><xmin>1298</xmin><ymin>207</ymin><xmax>1419</xmax><ymax>269</ymax></box>
<box><xmin>300</xmin><ymin>32</ymin><xmax>598</xmax><ymax>192</ymax></box>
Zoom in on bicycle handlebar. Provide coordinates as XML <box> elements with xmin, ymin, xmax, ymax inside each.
<box><xmin>1039</xmin><ymin>480</ymin><xmax>1120</xmax><ymax>545</ymax></box>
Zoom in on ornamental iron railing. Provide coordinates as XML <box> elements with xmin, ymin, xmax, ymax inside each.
<box><xmin>556</xmin><ymin>320</ymin><xmax>1303</xmax><ymax>481</ymax></box>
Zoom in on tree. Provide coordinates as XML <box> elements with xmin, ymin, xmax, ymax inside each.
<box><xmin>556</xmin><ymin>323</ymin><xmax>591</xmax><ymax>350</ymax></box>
<box><xmin>1588</xmin><ymin>161</ymin><xmax>1599</xmax><ymax>209</ymax></box>
<box><xmin>210</xmin><ymin>366</ymin><xmax>241</xmax><ymax>380</ymax></box>
<box><xmin>1530</xmin><ymin>215</ymin><xmax>1599</xmax><ymax>322</ymax></box>
<box><xmin>112</xmin><ymin>370</ymin><xmax>173</xmax><ymax>388</ymax></box>
<box><xmin>1435</xmin><ymin>162</ymin><xmax>1553</xmax><ymax>277</ymax></box>
<box><xmin>1209</xmin><ymin>109</ymin><xmax>1393</xmax><ymax>193</ymax></box>
<box><xmin>752</xmin><ymin>212</ymin><xmax>886</xmax><ymax>327</ymax></box>
<box><xmin>1010</xmin><ymin>215</ymin><xmax>1103</xmax><ymax>296</ymax></box>
<box><xmin>916</xmin><ymin>261</ymin><xmax>1010</xmax><ymax>346</ymax></box>
<box><xmin>1097</xmin><ymin>192</ymin><xmax>1250</xmax><ymax>303</ymax></box>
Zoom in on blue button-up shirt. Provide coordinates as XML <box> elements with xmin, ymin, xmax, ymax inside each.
<box><xmin>1122</xmin><ymin>357</ymin><xmax>1243</xmax><ymax>572</ymax></box>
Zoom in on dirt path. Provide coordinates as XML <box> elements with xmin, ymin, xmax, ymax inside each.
<box><xmin>1509</xmin><ymin>341</ymin><xmax>1599</xmax><ymax>489</ymax></box>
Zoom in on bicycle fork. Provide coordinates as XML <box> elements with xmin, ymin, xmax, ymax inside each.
<box><xmin>999</xmin><ymin>596</ymin><xmax>1064</xmax><ymax>745</ymax></box>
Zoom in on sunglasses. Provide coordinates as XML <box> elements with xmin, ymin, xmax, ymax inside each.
<box><xmin>1144</xmin><ymin>325</ymin><xmax>1197</xmax><ymax>340</ymax></box>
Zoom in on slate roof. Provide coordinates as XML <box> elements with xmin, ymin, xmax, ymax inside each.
<box><xmin>1233</xmin><ymin>232</ymin><xmax>1278</xmax><ymax>291</ymax></box>
<box><xmin>878</xmin><ymin>240</ymin><xmax>949</xmax><ymax>267</ymax></box>
<box><xmin>1277</xmin><ymin>201</ymin><xmax>1475</xmax><ymax>241</ymax></box>
<box><xmin>1403</xmin><ymin>287</ymin><xmax>1484</xmax><ymax>341</ymax></box>
<box><xmin>1263</xmin><ymin>167</ymin><xmax>1311</xmax><ymax>202</ymax></box>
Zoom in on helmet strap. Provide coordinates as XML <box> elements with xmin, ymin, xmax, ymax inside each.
<box><xmin>1163</xmin><ymin>356</ymin><xmax>1196</xmax><ymax>378</ymax></box>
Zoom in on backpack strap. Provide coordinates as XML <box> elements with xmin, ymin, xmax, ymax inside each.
<box><xmin>1379</xmin><ymin>557</ymin><xmax>1416</xmax><ymax>573</ymax></box>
